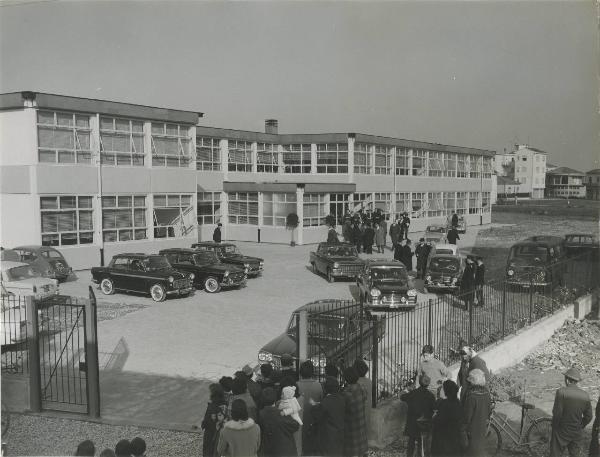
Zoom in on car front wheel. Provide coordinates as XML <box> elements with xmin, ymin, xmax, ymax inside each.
<box><xmin>100</xmin><ymin>278</ymin><xmax>115</xmax><ymax>295</ymax></box>
<box><xmin>204</xmin><ymin>276</ymin><xmax>221</xmax><ymax>293</ymax></box>
<box><xmin>150</xmin><ymin>284</ymin><xmax>166</xmax><ymax>302</ymax></box>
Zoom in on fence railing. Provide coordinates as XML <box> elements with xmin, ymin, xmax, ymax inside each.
<box><xmin>1</xmin><ymin>295</ymin><xmax>31</xmax><ymax>374</ymax></box>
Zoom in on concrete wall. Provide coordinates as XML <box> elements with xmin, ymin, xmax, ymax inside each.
<box><xmin>1</xmin><ymin>375</ymin><xmax>30</xmax><ymax>413</ymax></box>
<box><xmin>0</xmin><ymin>166</ymin><xmax>31</xmax><ymax>194</ymax></box>
<box><xmin>0</xmin><ymin>109</ymin><xmax>36</xmax><ymax>166</ymax></box>
<box><xmin>37</xmin><ymin>164</ymin><xmax>98</xmax><ymax>195</ymax></box>
<box><xmin>0</xmin><ymin>193</ymin><xmax>39</xmax><ymax>247</ymax></box>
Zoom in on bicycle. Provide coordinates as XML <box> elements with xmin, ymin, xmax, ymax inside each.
<box><xmin>485</xmin><ymin>399</ymin><xmax>552</xmax><ymax>456</ymax></box>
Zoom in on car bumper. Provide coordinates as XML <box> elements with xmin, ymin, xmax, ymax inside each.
<box><xmin>221</xmin><ymin>277</ymin><xmax>246</xmax><ymax>288</ymax></box>
<box><xmin>425</xmin><ymin>282</ymin><xmax>459</xmax><ymax>292</ymax></box>
<box><xmin>167</xmin><ymin>286</ymin><xmax>194</xmax><ymax>296</ymax></box>
<box><xmin>331</xmin><ymin>268</ymin><xmax>362</xmax><ymax>279</ymax></box>
<box><xmin>506</xmin><ymin>279</ymin><xmax>550</xmax><ymax>287</ymax></box>
<box><xmin>247</xmin><ymin>267</ymin><xmax>263</xmax><ymax>277</ymax></box>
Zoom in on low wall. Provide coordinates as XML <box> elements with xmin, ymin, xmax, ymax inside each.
<box><xmin>1</xmin><ymin>375</ymin><xmax>30</xmax><ymax>412</ymax></box>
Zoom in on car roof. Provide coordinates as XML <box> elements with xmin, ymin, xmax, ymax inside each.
<box><xmin>293</xmin><ymin>299</ymin><xmax>360</xmax><ymax>315</ymax></box>
<box><xmin>159</xmin><ymin>248</ymin><xmax>197</xmax><ymax>254</ymax></box>
<box><xmin>114</xmin><ymin>253</ymin><xmax>160</xmax><ymax>258</ymax></box>
<box><xmin>318</xmin><ymin>242</ymin><xmax>354</xmax><ymax>247</ymax></box>
<box><xmin>13</xmin><ymin>245</ymin><xmax>57</xmax><ymax>251</ymax></box>
<box><xmin>1</xmin><ymin>261</ymin><xmax>30</xmax><ymax>270</ymax></box>
<box><xmin>430</xmin><ymin>254</ymin><xmax>462</xmax><ymax>260</ymax></box>
<box><xmin>564</xmin><ymin>233</ymin><xmax>595</xmax><ymax>237</ymax></box>
<box><xmin>365</xmin><ymin>259</ymin><xmax>405</xmax><ymax>268</ymax></box>
<box><xmin>433</xmin><ymin>244</ymin><xmax>457</xmax><ymax>250</ymax></box>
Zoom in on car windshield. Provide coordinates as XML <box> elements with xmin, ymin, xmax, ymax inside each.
<box><xmin>323</xmin><ymin>246</ymin><xmax>357</xmax><ymax>257</ymax></box>
<box><xmin>436</xmin><ymin>248</ymin><xmax>454</xmax><ymax>255</ymax></box>
<box><xmin>143</xmin><ymin>257</ymin><xmax>172</xmax><ymax>271</ymax></box>
<box><xmin>194</xmin><ymin>252</ymin><xmax>220</xmax><ymax>264</ymax></box>
<box><xmin>5</xmin><ymin>265</ymin><xmax>38</xmax><ymax>280</ymax></box>
<box><xmin>371</xmin><ymin>267</ymin><xmax>407</xmax><ymax>282</ymax></box>
<box><xmin>427</xmin><ymin>226</ymin><xmax>446</xmax><ymax>233</ymax></box>
<box><xmin>42</xmin><ymin>250</ymin><xmax>63</xmax><ymax>259</ymax></box>
<box><xmin>429</xmin><ymin>258</ymin><xmax>460</xmax><ymax>272</ymax></box>
<box><xmin>510</xmin><ymin>245</ymin><xmax>548</xmax><ymax>262</ymax></box>
<box><xmin>221</xmin><ymin>245</ymin><xmax>241</xmax><ymax>256</ymax></box>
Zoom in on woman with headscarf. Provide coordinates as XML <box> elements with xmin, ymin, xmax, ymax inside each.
<box><xmin>342</xmin><ymin>367</ymin><xmax>369</xmax><ymax>457</ymax></box>
<box><xmin>313</xmin><ymin>376</ymin><xmax>346</xmax><ymax>457</ymax></box>
<box><xmin>461</xmin><ymin>368</ymin><xmax>492</xmax><ymax>457</ymax></box>
<box><xmin>431</xmin><ymin>380</ymin><xmax>463</xmax><ymax>457</ymax></box>
<box><xmin>217</xmin><ymin>399</ymin><xmax>261</xmax><ymax>457</ymax></box>
<box><xmin>202</xmin><ymin>383</ymin><xmax>228</xmax><ymax>457</ymax></box>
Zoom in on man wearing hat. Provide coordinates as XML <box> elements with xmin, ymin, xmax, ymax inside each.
<box><xmin>415</xmin><ymin>238</ymin><xmax>429</xmax><ymax>279</ymax></box>
<box><xmin>457</xmin><ymin>346</ymin><xmax>489</xmax><ymax>403</ymax></box>
<box><xmin>213</xmin><ymin>222</ymin><xmax>222</xmax><ymax>243</ymax></box>
<box><xmin>241</xmin><ymin>364</ymin><xmax>262</xmax><ymax>407</ymax></box>
<box><xmin>400</xmin><ymin>374</ymin><xmax>436</xmax><ymax>457</ymax></box>
<box><xmin>550</xmin><ymin>367</ymin><xmax>593</xmax><ymax>457</ymax></box>
<box><xmin>279</xmin><ymin>353</ymin><xmax>298</xmax><ymax>383</ymax></box>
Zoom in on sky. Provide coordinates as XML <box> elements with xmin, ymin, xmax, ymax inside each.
<box><xmin>1</xmin><ymin>0</ymin><xmax>598</xmax><ymax>171</ymax></box>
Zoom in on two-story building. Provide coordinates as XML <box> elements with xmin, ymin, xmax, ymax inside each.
<box><xmin>493</xmin><ymin>144</ymin><xmax>547</xmax><ymax>198</ymax></box>
<box><xmin>585</xmin><ymin>169</ymin><xmax>600</xmax><ymax>200</ymax></box>
<box><xmin>1</xmin><ymin>91</ymin><xmax>494</xmax><ymax>269</ymax></box>
<box><xmin>545</xmin><ymin>167</ymin><xmax>586</xmax><ymax>199</ymax></box>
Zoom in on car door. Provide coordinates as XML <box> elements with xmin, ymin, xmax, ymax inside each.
<box><xmin>109</xmin><ymin>257</ymin><xmax>131</xmax><ymax>290</ymax></box>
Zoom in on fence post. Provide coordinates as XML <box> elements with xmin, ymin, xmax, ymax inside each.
<box><xmin>468</xmin><ymin>300</ymin><xmax>473</xmax><ymax>346</ymax></box>
<box><xmin>371</xmin><ymin>315</ymin><xmax>379</xmax><ymax>408</ymax></box>
<box><xmin>298</xmin><ymin>309</ymin><xmax>308</xmax><ymax>363</ymax></box>
<box><xmin>86</xmin><ymin>287</ymin><xmax>101</xmax><ymax>418</ymax></box>
<box><xmin>359</xmin><ymin>297</ymin><xmax>364</xmax><ymax>356</ymax></box>
<box><xmin>26</xmin><ymin>296</ymin><xmax>41</xmax><ymax>413</ymax></box>
<box><xmin>428</xmin><ymin>299</ymin><xmax>433</xmax><ymax>345</ymax></box>
<box><xmin>501</xmin><ymin>281</ymin><xmax>507</xmax><ymax>339</ymax></box>
<box><xmin>528</xmin><ymin>275</ymin><xmax>534</xmax><ymax>325</ymax></box>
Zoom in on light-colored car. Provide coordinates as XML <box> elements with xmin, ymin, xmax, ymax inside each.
<box><xmin>13</xmin><ymin>245</ymin><xmax>72</xmax><ymax>282</ymax></box>
<box><xmin>424</xmin><ymin>225</ymin><xmax>448</xmax><ymax>244</ymax></box>
<box><xmin>429</xmin><ymin>243</ymin><xmax>460</xmax><ymax>257</ymax></box>
<box><xmin>1</xmin><ymin>261</ymin><xmax>59</xmax><ymax>300</ymax></box>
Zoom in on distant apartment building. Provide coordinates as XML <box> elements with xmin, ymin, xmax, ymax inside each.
<box><xmin>493</xmin><ymin>144</ymin><xmax>547</xmax><ymax>198</ymax></box>
<box><xmin>545</xmin><ymin>167</ymin><xmax>586</xmax><ymax>198</ymax></box>
<box><xmin>584</xmin><ymin>169</ymin><xmax>600</xmax><ymax>200</ymax></box>
<box><xmin>496</xmin><ymin>175</ymin><xmax>521</xmax><ymax>199</ymax></box>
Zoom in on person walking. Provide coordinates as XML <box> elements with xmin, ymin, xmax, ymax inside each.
<box><xmin>296</xmin><ymin>361</ymin><xmax>324</xmax><ymax>456</ymax></box>
<box><xmin>417</xmin><ymin>345</ymin><xmax>452</xmax><ymax>398</ymax></box>
<box><xmin>363</xmin><ymin>223</ymin><xmax>375</xmax><ymax>254</ymax></box>
<box><xmin>590</xmin><ymin>396</ymin><xmax>600</xmax><ymax>457</ymax></box>
<box><xmin>401</xmin><ymin>239</ymin><xmax>414</xmax><ymax>272</ymax></box>
<box><xmin>415</xmin><ymin>238</ymin><xmax>428</xmax><ymax>279</ymax></box>
<box><xmin>394</xmin><ymin>239</ymin><xmax>404</xmax><ymax>263</ymax></box>
<box><xmin>342</xmin><ymin>219</ymin><xmax>352</xmax><ymax>244</ymax></box>
<box><xmin>389</xmin><ymin>219</ymin><xmax>402</xmax><ymax>251</ymax></box>
<box><xmin>400</xmin><ymin>374</ymin><xmax>436</xmax><ymax>457</ymax></box>
<box><xmin>313</xmin><ymin>376</ymin><xmax>345</xmax><ymax>457</ymax></box>
<box><xmin>461</xmin><ymin>369</ymin><xmax>492</xmax><ymax>457</ymax></box>
<box><xmin>401</xmin><ymin>213</ymin><xmax>411</xmax><ymax>240</ymax></box>
<box><xmin>460</xmin><ymin>257</ymin><xmax>476</xmax><ymax>310</ymax></box>
<box><xmin>374</xmin><ymin>223</ymin><xmax>386</xmax><ymax>254</ymax></box>
<box><xmin>217</xmin><ymin>399</ymin><xmax>261</xmax><ymax>457</ymax></box>
<box><xmin>202</xmin><ymin>383</ymin><xmax>228</xmax><ymax>457</ymax></box>
<box><xmin>380</xmin><ymin>217</ymin><xmax>388</xmax><ymax>250</ymax></box>
<box><xmin>352</xmin><ymin>223</ymin><xmax>363</xmax><ymax>254</ymax></box>
<box><xmin>353</xmin><ymin>359</ymin><xmax>373</xmax><ymax>438</ymax></box>
<box><xmin>451</xmin><ymin>211</ymin><xmax>459</xmax><ymax>229</ymax></box>
<box><xmin>447</xmin><ymin>227</ymin><xmax>460</xmax><ymax>245</ymax></box>
<box><xmin>213</xmin><ymin>223</ymin><xmax>222</xmax><ymax>243</ymax></box>
<box><xmin>342</xmin><ymin>367</ymin><xmax>369</xmax><ymax>457</ymax></box>
<box><xmin>431</xmin><ymin>380</ymin><xmax>463</xmax><ymax>457</ymax></box>
<box><xmin>258</xmin><ymin>387</ymin><xmax>299</xmax><ymax>457</ymax></box>
<box><xmin>550</xmin><ymin>367</ymin><xmax>593</xmax><ymax>457</ymax></box>
<box><xmin>457</xmin><ymin>346</ymin><xmax>490</xmax><ymax>404</ymax></box>
<box><xmin>474</xmin><ymin>257</ymin><xmax>485</xmax><ymax>307</ymax></box>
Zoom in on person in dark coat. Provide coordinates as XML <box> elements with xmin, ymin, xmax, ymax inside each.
<box><xmin>363</xmin><ymin>223</ymin><xmax>375</xmax><ymax>254</ymax></box>
<box><xmin>550</xmin><ymin>367</ymin><xmax>593</xmax><ymax>457</ymax></box>
<box><xmin>296</xmin><ymin>361</ymin><xmax>324</xmax><ymax>456</ymax></box>
<box><xmin>451</xmin><ymin>212</ymin><xmax>459</xmax><ymax>229</ymax></box>
<box><xmin>447</xmin><ymin>227</ymin><xmax>460</xmax><ymax>245</ymax></box>
<box><xmin>213</xmin><ymin>223</ymin><xmax>222</xmax><ymax>243</ymax></box>
<box><xmin>239</xmin><ymin>365</ymin><xmax>262</xmax><ymax>409</ymax></box>
<box><xmin>389</xmin><ymin>219</ymin><xmax>402</xmax><ymax>250</ymax></box>
<box><xmin>590</xmin><ymin>396</ymin><xmax>600</xmax><ymax>457</ymax></box>
<box><xmin>231</xmin><ymin>376</ymin><xmax>258</xmax><ymax>422</ymax></box>
<box><xmin>415</xmin><ymin>238</ymin><xmax>428</xmax><ymax>279</ymax></box>
<box><xmin>202</xmin><ymin>383</ymin><xmax>228</xmax><ymax>457</ymax></box>
<box><xmin>394</xmin><ymin>240</ymin><xmax>404</xmax><ymax>263</ymax></box>
<box><xmin>313</xmin><ymin>376</ymin><xmax>346</xmax><ymax>457</ymax></box>
<box><xmin>457</xmin><ymin>346</ymin><xmax>490</xmax><ymax>404</ymax></box>
<box><xmin>460</xmin><ymin>258</ymin><xmax>476</xmax><ymax>309</ymax></box>
<box><xmin>431</xmin><ymin>380</ymin><xmax>463</xmax><ymax>457</ymax></box>
<box><xmin>327</xmin><ymin>226</ymin><xmax>339</xmax><ymax>244</ymax></box>
<box><xmin>342</xmin><ymin>220</ymin><xmax>352</xmax><ymax>244</ymax></box>
<box><xmin>400</xmin><ymin>374</ymin><xmax>436</xmax><ymax>457</ymax></box>
<box><xmin>462</xmin><ymin>368</ymin><xmax>492</xmax><ymax>457</ymax></box>
<box><xmin>279</xmin><ymin>354</ymin><xmax>298</xmax><ymax>384</ymax></box>
<box><xmin>475</xmin><ymin>257</ymin><xmax>485</xmax><ymax>306</ymax></box>
<box><xmin>342</xmin><ymin>367</ymin><xmax>368</xmax><ymax>457</ymax></box>
<box><xmin>258</xmin><ymin>387</ymin><xmax>299</xmax><ymax>457</ymax></box>
<box><xmin>352</xmin><ymin>223</ymin><xmax>363</xmax><ymax>253</ymax></box>
<box><xmin>401</xmin><ymin>239</ymin><xmax>414</xmax><ymax>272</ymax></box>
<box><xmin>401</xmin><ymin>213</ymin><xmax>411</xmax><ymax>240</ymax></box>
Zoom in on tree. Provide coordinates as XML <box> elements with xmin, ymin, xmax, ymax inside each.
<box><xmin>286</xmin><ymin>212</ymin><xmax>300</xmax><ymax>246</ymax></box>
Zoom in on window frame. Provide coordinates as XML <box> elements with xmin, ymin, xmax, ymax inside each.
<box><xmin>102</xmin><ymin>195</ymin><xmax>147</xmax><ymax>242</ymax></box>
<box><xmin>196</xmin><ymin>137</ymin><xmax>221</xmax><ymax>171</ymax></box>
<box><xmin>99</xmin><ymin>116</ymin><xmax>145</xmax><ymax>166</ymax></box>
<box><xmin>150</xmin><ymin>122</ymin><xmax>192</xmax><ymax>168</ymax></box>
<box><xmin>153</xmin><ymin>194</ymin><xmax>194</xmax><ymax>238</ymax></box>
<box><xmin>37</xmin><ymin>110</ymin><xmax>93</xmax><ymax>165</ymax></box>
<box><xmin>316</xmin><ymin>143</ymin><xmax>348</xmax><ymax>174</ymax></box>
<box><xmin>282</xmin><ymin>144</ymin><xmax>311</xmax><ymax>174</ymax></box>
<box><xmin>227</xmin><ymin>139</ymin><xmax>253</xmax><ymax>172</ymax></box>
<box><xmin>227</xmin><ymin>192</ymin><xmax>259</xmax><ymax>225</ymax></box>
<box><xmin>40</xmin><ymin>195</ymin><xmax>94</xmax><ymax>246</ymax></box>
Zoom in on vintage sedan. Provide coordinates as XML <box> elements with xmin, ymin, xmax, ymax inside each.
<box><xmin>424</xmin><ymin>225</ymin><xmax>448</xmax><ymax>244</ymax></box>
<box><xmin>309</xmin><ymin>242</ymin><xmax>365</xmax><ymax>283</ymax></box>
<box><xmin>257</xmin><ymin>299</ymin><xmax>385</xmax><ymax>374</ymax></box>
<box><xmin>1</xmin><ymin>261</ymin><xmax>59</xmax><ymax>300</ymax></box>
<box><xmin>91</xmin><ymin>253</ymin><xmax>193</xmax><ymax>302</ymax></box>
<box><xmin>505</xmin><ymin>237</ymin><xmax>566</xmax><ymax>290</ymax></box>
<box><xmin>191</xmin><ymin>242</ymin><xmax>264</xmax><ymax>277</ymax></box>
<box><xmin>356</xmin><ymin>259</ymin><xmax>418</xmax><ymax>311</ymax></box>
<box><xmin>563</xmin><ymin>233</ymin><xmax>599</xmax><ymax>260</ymax></box>
<box><xmin>159</xmin><ymin>248</ymin><xmax>246</xmax><ymax>293</ymax></box>
<box><xmin>13</xmin><ymin>245</ymin><xmax>72</xmax><ymax>282</ymax></box>
<box><xmin>423</xmin><ymin>254</ymin><xmax>466</xmax><ymax>293</ymax></box>
<box><xmin>429</xmin><ymin>243</ymin><xmax>460</xmax><ymax>257</ymax></box>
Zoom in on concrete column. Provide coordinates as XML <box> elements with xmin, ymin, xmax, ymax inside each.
<box><xmin>408</xmin><ymin>149</ymin><xmax>413</xmax><ymax>176</ymax></box>
<box><xmin>189</xmin><ymin>125</ymin><xmax>197</xmax><ymax>170</ymax></box>
<box><xmin>251</xmin><ymin>141</ymin><xmax>258</xmax><ymax>174</ymax></box>
<box><xmin>147</xmin><ymin>192</ymin><xmax>155</xmax><ymax>241</ymax></box>
<box><xmin>370</xmin><ymin>145</ymin><xmax>375</xmax><ymax>175</ymax></box>
<box><xmin>347</xmin><ymin>135</ymin><xmax>355</xmax><ymax>182</ymax></box>
<box><xmin>296</xmin><ymin>185</ymin><xmax>304</xmax><ymax>245</ymax></box>
<box><xmin>258</xmin><ymin>191</ymin><xmax>264</xmax><ymax>226</ymax></box>
<box><xmin>143</xmin><ymin>121</ymin><xmax>152</xmax><ymax>168</ymax></box>
<box><xmin>311</xmin><ymin>143</ymin><xmax>317</xmax><ymax>175</ymax></box>
<box><xmin>220</xmin><ymin>191</ymin><xmax>228</xmax><ymax>239</ymax></box>
<box><xmin>277</xmin><ymin>144</ymin><xmax>284</xmax><ymax>174</ymax></box>
<box><xmin>391</xmin><ymin>147</ymin><xmax>397</xmax><ymax>217</ymax></box>
<box><xmin>220</xmin><ymin>139</ymin><xmax>229</xmax><ymax>179</ymax></box>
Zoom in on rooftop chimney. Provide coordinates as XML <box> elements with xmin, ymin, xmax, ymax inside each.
<box><xmin>265</xmin><ymin>119</ymin><xmax>278</xmax><ymax>135</ymax></box>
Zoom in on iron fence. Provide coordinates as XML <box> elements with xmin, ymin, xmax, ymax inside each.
<box><xmin>1</xmin><ymin>295</ymin><xmax>30</xmax><ymax>374</ymax></box>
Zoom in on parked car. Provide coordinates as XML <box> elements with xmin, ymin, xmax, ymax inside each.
<box><xmin>428</xmin><ymin>243</ymin><xmax>460</xmax><ymax>257</ymax></box>
<box><xmin>191</xmin><ymin>242</ymin><xmax>264</xmax><ymax>277</ymax></box>
<box><xmin>159</xmin><ymin>248</ymin><xmax>246</xmax><ymax>293</ymax></box>
<box><xmin>424</xmin><ymin>225</ymin><xmax>448</xmax><ymax>244</ymax></box>
<box><xmin>423</xmin><ymin>254</ymin><xmax>466</xmax><ymax>293</ymax></box>
<box><xmin>1</xmin><ymin>261</ymin><xmax>59</xmax><ymax>300</ymax></box>
<box><xmin>563</xmin><ymin>233</ymin><xmax>599</xmax><ymax>260</ymax></box>
<box><xmin>13</xmin><ymin>245</ymin><xmax>72</xmax><ymax>282</ymax></box>
<box><xmin>356</xmin><ymin>259</ymin><xmax>418</xmax><ymax>311</ymax></box>
<box><xmin>309</xmin><ymin>242</ymin><xmax>365</xmax><ymax>283</ymax></box>
<box><xmin>505</xmin><ymin>236</ymin><xmax>566</xmax><ymax>290</ymax></box>
<box><xmin>91</xmin><ymin>253</ymin><xmax>194</xmax><ymax>302</ymax></box>
<box><xmin>0</xmin><ymin>247</ymin><xmax>20</xmax><ymax>262</ymax></box>
<box><xmin>257</xmin><ymin>299</ymin><xmax>385</xmax><ymax>373</ymax></box>
<box><xmin>446</xmin><ymin>215</ymin><xmax>467</xmax><ymax>234</ymax></box>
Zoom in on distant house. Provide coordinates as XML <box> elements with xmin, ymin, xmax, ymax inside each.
<box><xmin>545</xmin><ymin>167</ymin><xmax>586</xmax><ymax>199</ymax></box>
<box><xmin>493</xmin><ymin>144</ymin><xmax>547</xmax><ymax>198</ymax></box>
<box><xmin>585</xmin><ymin>169</ymin><xmax>600</xmax><ymax>200</ymax></box>
<box><xmin>496</xmin><ymin>175</ymin><xmax>521</xmax><ymax>199</ymax></box>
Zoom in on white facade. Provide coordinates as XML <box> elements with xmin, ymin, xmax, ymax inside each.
<box><xmin>493</xmin><ymin>144</ymin><xmax>547</xmax><ymax>198</ymax></box>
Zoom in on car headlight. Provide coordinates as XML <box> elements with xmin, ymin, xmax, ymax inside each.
<box><xmin>168</xmin><ymin>276</ymin><xmax>174</xmax><ymax>283</ymax></box>
<box><xmin>507</xmin><ymin>269</ymin><xmax>514</xmax><ymax>276</ymax></box>
<box><xmin>189</xmin><ymin>273</ymin><xmax>195</xmax><ymax>280</ymax></box>
<box><xmin>407</xmin><ymin>289</ymin><xmax>417</xmax><ymax>297</ymax></box>
<box><xmin>259</xmin><ymin>261</ymin><xmax>264</xmax><ymax>267</ymax></box>
<box><xmin>224</xmin><ymin>271</ymin><xmax>230</xmax><ymax>277</ymax></box>
<box><xmin>426</xmin><ymin>275</ymin><xmax>432</xmax><ymax>282</ymax></box>
<box><xmin>258</xmin><ymin>351</ymin><xmax>273</xmax><ymax>362</ymax></box>
<box><xmin>400</xmin><ymin>296</ymin><xmax>407</xmax><ymax>303</ymax></box>
<box><xmin>244</xmin><ymin>263</ymin><xmax>250</xmax><ymax>269</ymax></box>
<box><xmin>333</xmin><ymin>262</ymin><xmax>340</xmax><ymax>269</ymax></box>
<box><xmin>370</xmin><ymin>288</ymin><xmax>381</xmax><ymax>297</ymax></box>
<box><xmin>244</xmin><ymin>267</ymin><xmax>249</xmax><ymax>274</ymax></box>
<box><xmin>452</xmin><ymin>277</ymin><xmax>458</xmax><ymax>284</ymax></box>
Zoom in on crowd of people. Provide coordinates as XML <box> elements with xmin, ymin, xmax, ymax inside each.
<box><xmin>74</xmin><ymin>437</ymin><xmax>146</xmax><ymax>457</ymax></box>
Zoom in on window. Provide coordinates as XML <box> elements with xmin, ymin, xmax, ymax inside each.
<box><xmin>151</xmin><ymin>123</ymin><xmax>192</xmax><ymax>167</ymax></box>
<box><xmin>352</xmin><ymin>193</ymin><xmax>373</xmax><ymax>213</ymax></box>
<box><xmin>41</xmin><ymin>196</ymin><xmax>94</xmax><ymax>246</ymax></box>
<box><xmin>522</xmin><ymin>157</ymin><xmax>527</xmax><ymax>161</ymax></box>
<box><xmin>257</xmin><ymin>143</ymin><xmax>279</xmax><ymax>173</ymax></box>
<box><xmin>468</xmin><ymin>192</ymin><xmax>480</xmax><ymax>214</ymax></box>
<box><xmin>427</xmin><ymin>192</ymin><xmax>443</xmax><ymax>217</ymax></box>
<box><xmin>428</xmin><ymin>151</ymin><xmax>444</xmax><ymax>177</ymax></box>
<box><xmin>228</xmin><ymin>192</ymin><xmax>258</xmax><ymax>225</ymax></box>
<box><xmin>282</xmin><ymin>144</ymin><xmax>311</xmax><ymax>173</ymax></box>
<box><xmin>99</xmin><ymin>117</ymin><xmax>144</xmax><ymax>166</ymax></box>
<box><xmin>482</xmin><ymin>192</ymin><xmax>490</xmax><ymax>212</ymax></box>
<box><xmin>482</xmin><ymin>157</ymin><xmax>493</xmax><ymax>178</ymax></box>
<box><xmin>329</xmin><ymin>193</ymin><xmax>351</xmax><ymax>225</ymax></box>
<box><xmin>445</xmin><ymin>153</ymin><xmax>456</xmax><ymax>177</ymax></box>
<box><xmin>153</xmin><ymin>194</ymin><xmax>194</xmax><ymax>238</ymax></box>
<box><xmin>197</xmin><ymin>192</ymin><xmax>221</xmax><ymax>225</ymax></box>
<box><xmin>303</xmin><ymin>193</ymin><xmax>327</xmax><ymax>226</ymax></box>
<box><xmin>457</xmin><ymin>155</ymin><xmax>468</xmax><ymax>178</ymax></box>
<box><xmin>374</xmin><ymin>145</ymin><xmax>391</xmax><ymax>175</ymax></box>
<box><xmin>102</xmin><ymin>195</ymin><xmax>146</xmax><ymax>242</ymax></box>
<box><xmin>456</xmin><ymin>192</ymin><xmax>467</xmax><ymax>215</ymax></box>
<box><xmin>316</xmin><ymin>143</ymin><xmax>348</xmax><ymax>174</ymax></box>
<box><xmin>197</xmin><ymin>137</ymin><xmax>221</xmax><ymax>171</ymax></box>
<box><xmin>395</xmin><ymin>148</ymin><xmax>409</xmax><ymax>175</ymax></box>
<box><xmin>443</xmin><ymin>192</ymin><xmax>455</xmax><ymax>215</ymax></box>
<box><xmin>354</xmin><ymin>143</ymin><xmax>371</xmax><ymax>174</ymax></box>
<box><xmin>412</xmin><ymin>150</ymin><xmax>427</xmax><ymax>176</ymax></box>
<box><xmin>469</xmin><ymin>156</ymin><xmax>481</xmax><ymax>178</ymax></box>
<box><xmin>395</xmin><ymin>192</ymin><xmax>410</xmax><ymax>218</ymax></box>
<box><xmin>37</xmin><ymin>111</ymin><xmax>92</xmax><ymax>164</ymax></box>
<box><xmin>263</xmin><ymin>193</ymin><xmax>296</xmax><ymax>227</ymax></box>
<box><xmin>374</xmin><ymin>193</ymin><xmax>391</xmax><ymax>219</ymax></box>
<box><xmin>228</xmin><ymin>140</ymin><xmax>252</xmax><ymax>172</ymax></box>
<box><xmin>411</xmin><ymin>192</ymin><xmax>426</xmax><ymax>218</ymax></box>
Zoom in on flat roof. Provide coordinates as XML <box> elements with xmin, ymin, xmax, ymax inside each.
<box><xmin>0</xmin><ymin>91</ymin><xmax>203</xmax><ymax>125</ymax></box>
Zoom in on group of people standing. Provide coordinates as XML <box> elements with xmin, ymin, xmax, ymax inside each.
<box><xmin>202</xmin><ymin>357</ymin><xmax>372</xmax><ymax>457</ymax></box>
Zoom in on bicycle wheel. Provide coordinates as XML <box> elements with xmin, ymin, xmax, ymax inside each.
<box><xmin>484</xmin><ymin>422</ymin><xmax>502</xmax><ymax>456</ymax></box>
<box><xmin>525</xmin><ymin>417</ymin><xmax>552</xmax><ymax>457</ymax></box>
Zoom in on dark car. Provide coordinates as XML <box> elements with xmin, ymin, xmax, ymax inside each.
<box><xmin>13</xmin><ymin>245</ymin><xmax>72</xmax><ymax>282</ymax></box>
<box><xmin>423</xmin><ymin>254</ymin><xmax>466</xmax><ymax>293</ymax></box>
<box><xmin>356</xmin><ymin>259</ymin><xmax>418</xmax><ymax>311</ymax></box>
<box><xmin>563</xmin><ymin>233</ymin><xmax>599</xmax><ymax>260</ymax></box>
<box><xmin>309</xmin><ymin>242</ymin><xmax>365</xmax><ymax>282</ymax></box>
<box><xmin>159</xmin><ymin>248</ymin><xmax>246</xmax><ymax>293</ymax></box>
<box><xmin>191</xmin><ymin>242</ymin><xmax>264</xmax><ymax>277</ymax></box>
<box><xmin>91</xmin><ymin>253</ymin><xmax>193</xmax><ymax>302</ymax></box>
<box><xmin>506</xmin><ymin>237</ymin><xmax>566</xmax><ymax>290</ymax></box>
<box><xmin>424</xmin><ymin>225</ymin><xmax>448</xmax><ymax>244</ymax></box>
<box><xmin>257</xmin><ymin>299</ymin><xmax>385</xmax><ymax>373</ymax></box>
